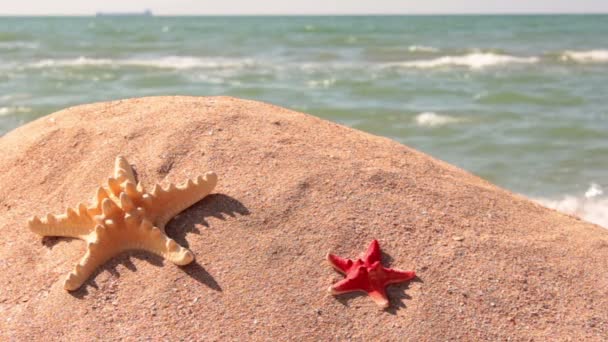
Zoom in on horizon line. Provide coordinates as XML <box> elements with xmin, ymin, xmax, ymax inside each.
<box><xmin>1</xmin><ymin>12</ymin><xmax>608</xmax><ymax>17</ymax></box>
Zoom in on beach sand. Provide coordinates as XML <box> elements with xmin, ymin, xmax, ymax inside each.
<box><xmin>1</xmin><ymin>96</ymin><xmax>607</xmax><ymax>340</ymax></box>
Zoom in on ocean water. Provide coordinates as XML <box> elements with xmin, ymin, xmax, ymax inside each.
<box><xmin>1</xmin><ymin>15</ymin><xmax>607</xmax><ymax>227</ymax></box>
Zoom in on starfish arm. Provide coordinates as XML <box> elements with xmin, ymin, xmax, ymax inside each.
<box><xmin>383</xmin><ymin>267</ymin><xmax>416</xmax><ymax>285</ymax></box>
<box><xmin>363</xmin><ymin>239</ymin><xmax>382</xmax><ymax>264</ymax></box>
<box><xmin>326</xmin><ymin>253</ymin><xmax>353</xmax><ymax>274</ymax></box>
<box><xmin>144</xmin><ymin>171</ymin><xmax>218</xmax><ymax>229</ymax></box>
<box><xmin>64</xmin><ymin>233</ymin><xmax>120</xmax><ymax>291</ymax></box>
<box><xmin>133</xmin><ymin>220</ymin><xmax>194</xmax><ymax>265</ymax></box>
<box><xmin>28</xmin><ymin>203</ymin><xmax>95</xmax><ymax>239</ymax></box>
<box><xmin>328</xmin><ymin>266</ymin><xmax>369</xmax><ymax>295</ymax></box>
<box><xmin>367</xmin><ymin>288</ymin><xmax>390</xmax><ymax>309</ymax></box>
<box><xmin>92</xmin><ymin>186</ymin><xmax>111</xmax><ymax>209</ymax></box>
<box><xmin>329</xmin><ymin>278</ymin><xmax>365</xmax><ymax>295</ymax></box>
<box><xmin>114</xmin><ymin>155</ymin><xmax>136</xmax><ymax>184</ymax></box>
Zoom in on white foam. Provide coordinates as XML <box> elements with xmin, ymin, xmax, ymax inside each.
<box><xmin>535</xmin><ymin>183</ymin><xmax>608</xmax><ymax>228</ymax></box>
<box><xmin>307</xmin><ymin>78</ymin><xmax>336</xmax><ymax>89</ymax></box>
<box><xmin>29</xmin><ymin>56</ymin><xmax>255</xmax><ymax>70</ymax></box>
<box><xmin>585</xmin><ymin>183</ymin><xmax>603</xmax><ymax>199</ymax></box>
<box><xmin>414</xmin><ymin>112</ymin><xmax>461</xmax><ymax>127</ymax></box>
<box><xmin>0</xmin><ymin>41</ymin><xmax>39</xmax><ymax>49</ymax></box>
<box><xmin>0</xmin><ymin>106</ymin><xmax>32</xmax><ymax>116</ymax></box>
<box><xmin>30</xmin><ymin>57</ymin><xmax>113</xmax><ymax>68</ymax></box>
<box><xmin>560</xmin><ymin>50</ymin><xmax>608</xmax><ymax>63</ymax></box>
<box><xmin>408</xmin><ymin>45</ymin><xmax>439</xmax><ymax>53</ymax></box>
<box><xmin>126</xmin><ymin>56</ymin><xmax>255</xmax><ymax>69</ymax></box>
<box><xmin>392</xmin><ymin>53</ymin><xmax>538</xmax><ymax>70</ymax></box>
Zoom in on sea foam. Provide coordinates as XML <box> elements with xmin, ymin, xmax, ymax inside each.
<box><xmin>29</xmin><ymin>56</ymin><xmax>254</xmax><ymax>70</ymax></box>
<box><xmin>560</xmin><ymin>50</ymin><xmax>608</xmax><ymax>63</ymax></box>
<box><xmin>0</xmin><ymin>106</ymin><xmax>32</xmax><ymax>116</ymax></box>
<box><xmin>414</xmin><ymin>112</ymin><xmax>461</xmax><ymax>127</ymax></box>
<box><xmin>0</xmin><ymin>41</ymin><xmax>39</xmax><ymax>49</ymax></box>
<box><xmin>407</xmin><ymin>45</ymin><xmax>439</xmax><ymax>53</ymax></box>
<box><xmin>535</xmin><ymin>183</ymin><xmax>608</xmax><ymax>229</ymax></box>
<box><xmin>394</xmin><ymin>53</ymin><xmax>538</xmax><ymax>69</ymax></box>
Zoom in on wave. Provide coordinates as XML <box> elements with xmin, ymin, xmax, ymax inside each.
<box><xmin>414</xmin><ymin>112</ymin><xmax>462</xmax><ymax>127</ymax></box>
<box><xmin>390</xmin><ymin>53</ymin><xmax>539</xmax><ymax>69</ymax></box>
<box><xmin>534</xmin><ymin>183</ymin><xmax>608</xmax><ymax>228</ymax></box>
<box><xmin>475</xmin><ymin>91</ymin><xmax>583</xmax><ymax>106</ymax></box>
<box><xmin>0</xmin><ymin>41</ymin><xmax>39</xmax><ymax>49</ymax></box>
<box><xmin>407</xmin><ymin>45</ymin><xmax>439</xmax><ymax>53</ymax></box>
<box><xmin>559</xmin><ymin>50</ymin><xmax>608</xmax><ymax>63</ymax></box>
<box><xmin>307</xmin><ymin>78</ymin><xmax>336</xmax><ymax>89</ymax></box>
<box><xmin>28</xmin><ymin>56</ymin><xmax>255</xmax><ymax>70</ymax></box>
<box><xmin>0</xmin><ymin>106</ymin><xmax>32</xmax><ymax>116</ymax></box>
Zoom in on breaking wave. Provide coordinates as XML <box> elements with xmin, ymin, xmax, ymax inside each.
<box><xmin>28</xmin><ymin>56</ymin><xmax>255</xmax><ymax>70</ymax></box>
<box><xmin>535</xmin><ymin>183</ymin><xmax>608</xmax><ymax>228</ymax></box>
<box><xmin>391</xmin><ymin>53</ymin><xmax>539</xmax><ymax>69</ymax></box>
<box><xmin>24</xmin><ymin>50</ymin><xmax>608</xmax><ymax>74</ymax></box>
<box><xmin>0</xmin><ymin>41</ymin><xmax>39</xmax><ymax>49</ymax></box>
<box><xmin>559</xmin><ymin>50</ymin><xmax>608</xmax><ymax>63</ymax></box>
<box><xmin>407</xmin><ymin>45</ymin><xmax>439</xmax><ymax>53</ymax></box>
<box><xmin>0</xmin><ymin>106</ymin><xmax>32</xmax><ymax>116</ymax></box>
<box><xmin>414</xmin><ymin>112</ymin><xmax>462</xmax><ymax>127</ymax></box>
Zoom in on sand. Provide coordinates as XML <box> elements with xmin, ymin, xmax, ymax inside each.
<box><xmin>0</xmin><ymin>96</ymin><xmax>607</xmax><ymax>340</ymax></box>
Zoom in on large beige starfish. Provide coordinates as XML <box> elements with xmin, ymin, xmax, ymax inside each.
<box><xmin>28</xmin><ymin>156</ymin><xmax>217</xmax><ymax>291</ymax></box>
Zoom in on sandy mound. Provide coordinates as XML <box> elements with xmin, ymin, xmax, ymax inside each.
<box><xmin>1</xmin><ymin>96</ymin><xmax>607</xmax><ymax>340</ymax></box>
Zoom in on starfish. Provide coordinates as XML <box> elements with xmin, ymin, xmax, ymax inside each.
<box><xmin>28</xmin><ymin>155</ymin><xmax>217</xmax><ymax>291</ymax></box>
<box><xmin>327</xmin><ymin>239</ymin><xmax>416</xmax><ymax>308</ymax></box>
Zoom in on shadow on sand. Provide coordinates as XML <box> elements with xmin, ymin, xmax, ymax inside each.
<box><xmin>332</xmin><ymin>250</ymin><xmax>422</xmax><ymax>314</ymax></box>
<box><xmin>38</xmin><ymin>193</ymin><xmax>249</xmax><ymax>298</ymax></box>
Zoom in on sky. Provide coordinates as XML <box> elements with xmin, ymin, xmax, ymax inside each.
<box><xmin>1</xmin><ymin>0</ymin><xmax>608</xmax><ymax>15</ymax></box>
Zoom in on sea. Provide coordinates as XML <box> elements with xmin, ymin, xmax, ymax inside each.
<box><xmin>1</xmin><ymin>15</ymin><xmax>607</xmax><ymax>227</ymax></box>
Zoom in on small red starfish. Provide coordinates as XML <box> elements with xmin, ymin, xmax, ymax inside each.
<box><xmin>327</xmin><ymin>239</ymin><xmax>416</xmax><ymax>308</ymax></box>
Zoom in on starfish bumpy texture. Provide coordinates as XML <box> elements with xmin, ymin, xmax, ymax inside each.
<box><xmin>327</xmin><ymin>239</ymin><xmax>416</xmax><ymax>308</ymax></box>
<box><xmin>28</xmin><ymin>156</ymin><xmax>217</xmax><ymax>291</ymax></box>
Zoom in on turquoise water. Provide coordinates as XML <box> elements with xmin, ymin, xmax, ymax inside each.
<box><xmin>1</xmin><ymin>15</ymin><xmax>607</xmax><ymax>225</ymax></box>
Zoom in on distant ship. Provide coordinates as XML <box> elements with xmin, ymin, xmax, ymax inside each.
<box><xmin>96</xmin><ymin>9</ymin><xmax>152</xmax><ymax>17</ymax></box>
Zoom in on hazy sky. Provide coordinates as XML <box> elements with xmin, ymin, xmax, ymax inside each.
<box><xmin>1</xmin><ymin>0</ymin><xmax>608</xmax><ymax>15</ymax></box>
